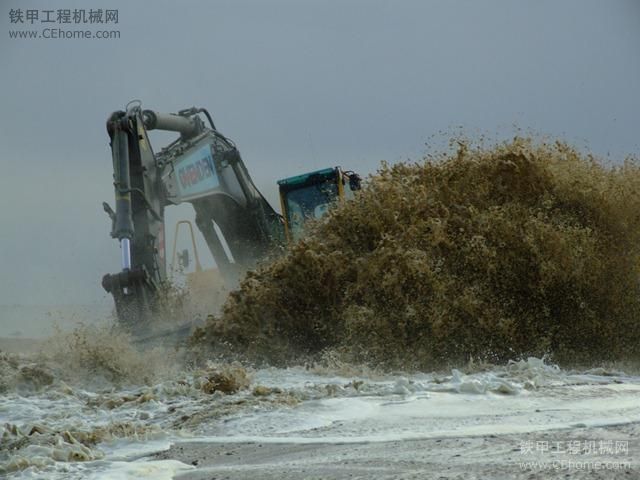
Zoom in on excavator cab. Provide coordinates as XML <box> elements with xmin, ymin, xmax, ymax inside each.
<box><xmin>278</xmin><ymin>167</ymin><xmax>361</xmax><ymax>242</ymax></box>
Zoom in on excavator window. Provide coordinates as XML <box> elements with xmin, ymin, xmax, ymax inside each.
<box><xmin>278</xmin><ymin>167</ymin><xmax>359</xmax><ymax>243</ymax></box>
<box><xmin>283</xmin><ymin>178</ymin><xmax>338</xmax><ymax>241</ymax></box>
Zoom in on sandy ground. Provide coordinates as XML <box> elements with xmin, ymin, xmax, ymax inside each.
<box><xmin>157</xmin><ymin>422</ymin><xmax>639</xmax><ymax>480</ymax></box>
<box><xmin>2</xmin><ymin>333</ymin><xmax>637</xmax><ymax>479</ymax></box>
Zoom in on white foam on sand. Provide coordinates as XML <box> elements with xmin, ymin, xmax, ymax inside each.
<box><xmin>3</xmin><ymin>357</ymin><xmax>640</xmax><ymax>478</ymax></box>
<box><xmin>187</xmin><ymin>358</ymin><xmax>640</xmax><ymax>445</ymax></box>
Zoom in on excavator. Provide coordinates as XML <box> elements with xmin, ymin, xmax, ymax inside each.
<box><xmin>101</xmin><ymin>102</ymin><xmax>360</xmax><ymax>330</ymax></box>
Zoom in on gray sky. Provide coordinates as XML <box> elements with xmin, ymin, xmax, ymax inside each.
<box><xmin>1</xmin><ymin>0</ymin><xmax>639</xmax><ymax>307</ymax></box>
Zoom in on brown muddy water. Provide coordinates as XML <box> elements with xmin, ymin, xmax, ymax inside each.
<box><xmin>195</xmin><ymin>138</ymin><xmax>640</xmax><ymax>368</ymax></box>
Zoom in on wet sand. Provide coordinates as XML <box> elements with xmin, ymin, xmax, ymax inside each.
<box><xmin>2</xmin><ymin>331</ymin><xmax>638</xmax><ymax>479</ymax></box>
<box><xmin>159</xmin><ymin>422</ymin><xmax>639</xmax><ymax>479</ymax></box>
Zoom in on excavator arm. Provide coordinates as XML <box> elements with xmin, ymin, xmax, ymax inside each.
<box><xmin>102</xmin><ymin>103</ymin><xmax>283</xmax><ymax>329</ymax></box>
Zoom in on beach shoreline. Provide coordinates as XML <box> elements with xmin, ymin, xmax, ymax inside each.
<box><xmin>158</xmin><ymin>422</ymin><xmax>640</xmax><ymax>479</ymax></box>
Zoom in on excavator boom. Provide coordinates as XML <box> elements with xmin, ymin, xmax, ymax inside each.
<box><xmin>102</xmin><ymin>103</ymin><xmax>282</xmax><ymax>329</ymax></box>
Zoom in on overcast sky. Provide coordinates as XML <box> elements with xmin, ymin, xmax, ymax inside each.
<box><xmin>1</xmin><ymin>0</ymin><xmax>639</xmax><ymax>307</ymax></box>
